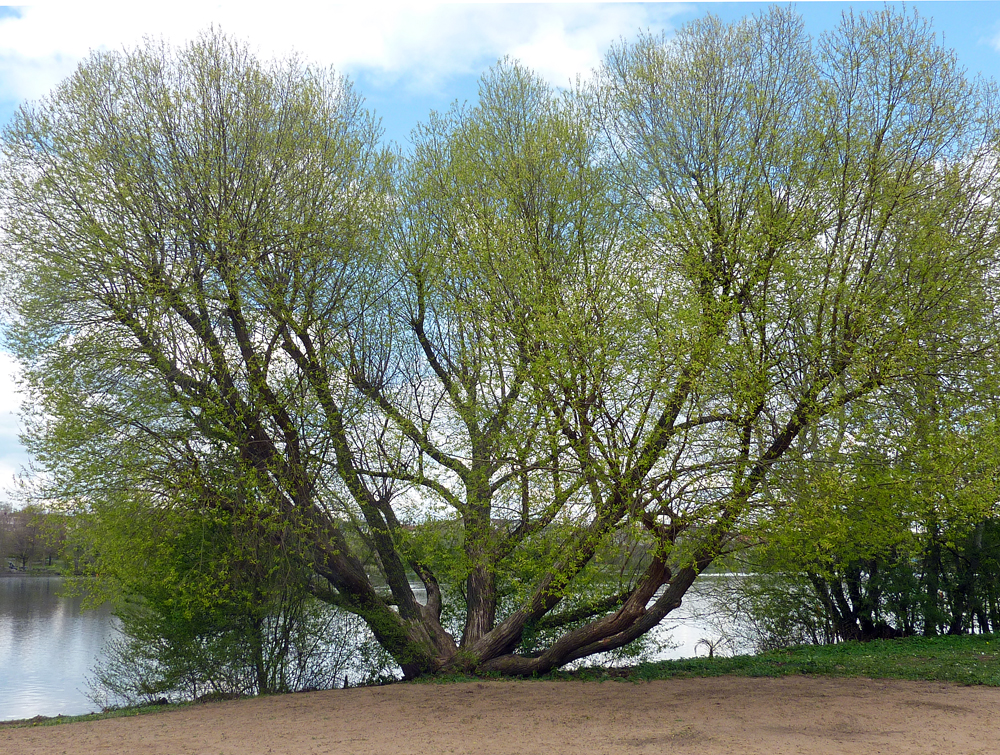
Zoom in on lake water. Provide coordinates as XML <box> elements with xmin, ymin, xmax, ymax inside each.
<box><xmin>0</xmin><ymin>576</ymin><xmax>116</xmax><ymax>721</ymax></box>
<box><xmin>0</xmin><ymin>575</ymin><xmax>727</xmax><ymax>722</ymax></box>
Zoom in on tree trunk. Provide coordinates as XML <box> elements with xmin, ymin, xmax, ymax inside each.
<box><xmin>463</xmin><ymin>563</ymin><xmax>497</xmax><ymax>649</ymax></box>
<box><xmin>922</xmin><ymin>529</ymin><xmax>943</xmax><ymax>636</ymax></box>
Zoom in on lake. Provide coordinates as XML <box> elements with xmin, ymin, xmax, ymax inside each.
<box><xmin>0</xmin><ymin>576</ymin><xmax>116</xmax><ymax>721</ymax></box>
<box><xmin>0</xmin><ymin>575</ymin><xmax>728</xmax><ymax>721</ymax></box>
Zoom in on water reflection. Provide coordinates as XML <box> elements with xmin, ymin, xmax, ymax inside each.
<box><xmin>0</xmin><ymin>577</ymin><xmax>114</xmax><ymax>721</ymax></box>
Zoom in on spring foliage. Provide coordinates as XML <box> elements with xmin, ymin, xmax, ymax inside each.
<box><xmin>3</xmin><ymin>7</ymin><xmax>1000</xmax><ymax>678</ymax></box>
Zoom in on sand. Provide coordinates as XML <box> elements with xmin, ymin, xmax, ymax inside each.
<box><xmin>3</xmin><ymin>676</ymin><xmax>999</xmax><ymax>754</ymax></box>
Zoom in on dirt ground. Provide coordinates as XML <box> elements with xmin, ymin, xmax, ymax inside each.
<box><xmin>3</xmin><ymin>676</ymin><xmax>999</xmax><ymax>755</ymax></box>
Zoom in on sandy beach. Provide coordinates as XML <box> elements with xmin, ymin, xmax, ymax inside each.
<box><xmin>3</xmin><ymin>675</ymin><xmax>999</xmax><ymax>754</ymax></box>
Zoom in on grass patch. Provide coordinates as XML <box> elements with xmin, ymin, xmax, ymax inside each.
<box><xmin>556</xmin><ymin>633</ymin><xmax>1000</xmax><ymax>686</ymax></box>
<box><xmin>0</xmin><ymin>701</ymin><xmax>194</xmax><ymax>730</ymax></box>
<box><xmin>408</xmin><ymin>634</ymin><xmax>1000</xmax><ymax>687</ymax></box>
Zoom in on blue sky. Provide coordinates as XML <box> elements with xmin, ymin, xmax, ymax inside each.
<box><xmin>1</xmin><ymin>1</ymin><xmax>1000</xmax><ymax>503</ymax></box>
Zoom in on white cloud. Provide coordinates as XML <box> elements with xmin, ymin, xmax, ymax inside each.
<box><xmin>505</xmin><ymin>4</ymin><xmax>671</xmax><ymax>86</ymax></box>
<box><xmin>0</xmin><ymin>3</ymin><xmax>688</xmax><ymax>103</ymax></box>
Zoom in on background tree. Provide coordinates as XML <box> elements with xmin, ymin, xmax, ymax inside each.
<box><xmin>9</xmin><ymin>505</ymin><xmax>42</xmax><ymax>569</ymax></box>
<box><xmin>0</xmin><ymin>503</ymin><xmax>12</xmax><ymax>566</ymax></box>
<box><xmin>3</xmin><ymin>8</ymin><xmax>999</xmax><ymax>680</ymax></box>
<box><xmin>36</xmin><ymin>508</ymin><xmax>68</xmax><ymax>567</ymax></box>
<box><xmin>718</xmin><ymin>363</ymin><xmax>1000</xmax><ymax>647</ymax></box>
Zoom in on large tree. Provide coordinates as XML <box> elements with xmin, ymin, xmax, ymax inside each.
<box><xmin>3</xmin><ymin>8</ymin><xmax>999</xmax><ymax>679</ymax></box>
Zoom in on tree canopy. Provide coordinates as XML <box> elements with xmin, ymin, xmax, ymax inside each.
<box><xmin>3</xmin><ymin>7</ymin><xmax>1000</xmax><ymax>678</ymax></box>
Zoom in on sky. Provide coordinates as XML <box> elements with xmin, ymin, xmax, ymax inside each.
<box><xmin>1</xmin><ymin>1</ymin><xmax>1000</xmax><ymax>504</ymax></box>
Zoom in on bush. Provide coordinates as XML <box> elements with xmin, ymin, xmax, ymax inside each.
<box><xmin>88</xmin><ymin>597</ymin><xmax>385</xmax><ymax>707</ymax></box>
<box><xmin>81</xmin><ymin>500</ymin><xmax>397</xmax><ymax>708</ymax></box>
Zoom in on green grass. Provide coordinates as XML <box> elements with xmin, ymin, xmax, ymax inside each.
<box><xmin>0</xmin><ymin>701</ymin><xmax>194</xmax><ymax>730</ymax></box>
<box><xmin>555</xmin><ymin>633</ymin><xmax>1000</xmax><ymax>686</ymax></box>
<box><xmin>7</xmin><ymin>633</ymin><xmax>1000</xmax><ymax>729</ymax></box>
